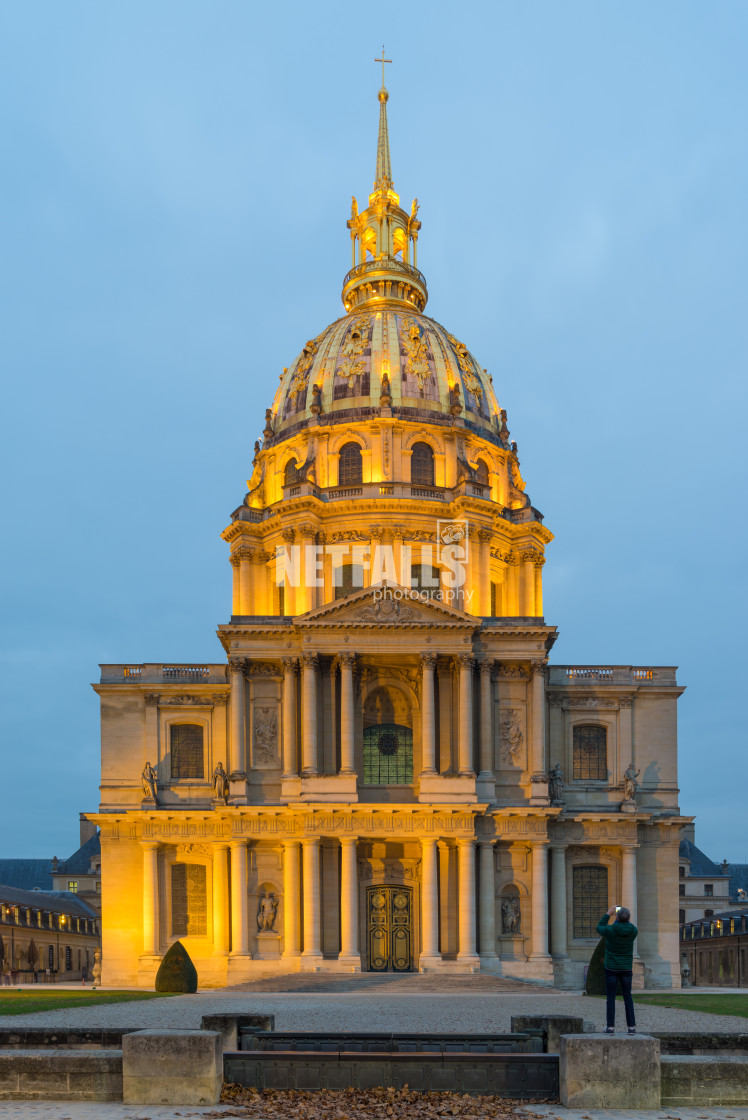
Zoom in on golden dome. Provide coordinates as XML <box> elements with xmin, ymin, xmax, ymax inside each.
<box><xmin>270</xmin><ymin>308</ymin><xmax>504</xmax><ymax>443</ymax></box>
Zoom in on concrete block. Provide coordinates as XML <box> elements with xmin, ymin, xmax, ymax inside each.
<box><xmin>511</xmin><ymin>1015</ymin><xmax>585</xmax><ymax>1053</ymax></box>
<box><xmin>201</xmin><ymin>1013</ymin><xmax>274</xmax><ymax>1052</ymax></box>
<box><xmin>122</xmin><ymin>1029</ymin><xmax>222</xmax><ymax>1105</ymax></box>
<box><xmin>661</xmin><ymin>1055</ymin><xmax>748</xmax><ymax>1106</ymax></box>
<box><xmin>559</xmin><ymin>1033</ymin><xmax>660</xmax><ymax>1109</ymax></box>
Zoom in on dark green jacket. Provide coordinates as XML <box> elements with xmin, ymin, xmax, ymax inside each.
<box><xmin>596</xmin><ymin>914</ymin><xmax>638</xmax><ymax>970</ymax></box>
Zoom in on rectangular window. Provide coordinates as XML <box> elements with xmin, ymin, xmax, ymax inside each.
<box><xmin>704</xmin><ymin>884</ymin><xmax>713</xmax><ymax>897</ymax></box>
<box><xmin>65</xmin><ymin>946</ymin><xmax>72</xmax><ymax>971</ymax></box>
<box><xmin>573</xmin><ymin>865</ymin><xmax>608</xmax><ymax>938</ymax></box>
<box><xmin>679</xmin><ymin>884</ymin><xmax>685</xmax><ymax>896</ymax></box>
<box><xmin>171</xmin><ymin>863</ymin><xmax>207</xmax><ymax>937</ymax></box>
<box><xmin>170</xmin><ymin>724</ymin><xmax>204</xmax><ymax>780</ymax></box>
<box><xmin>67</xmin><ymin>881</ymin><xmax>78</xmax><ymax>893</ymax></box>
<box><xmin>48</xmin><ymin>945</ymin><xmax>54</xmax><ymax>969</ymax></box>
<box><xmin>679</xmin><ymin>867</ymin><xmax>685</xmax><ymax>878</ymax></box>
<box><xmin>572</xmin><ymin>725</ymin><xmax>607</xmax><ymax>781</ymax></box>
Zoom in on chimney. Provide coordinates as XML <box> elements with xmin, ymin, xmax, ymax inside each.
<box><xmin>79</xmin><ymin>812</ymin><xmax>97</xmax><ymax>848</ymax></box>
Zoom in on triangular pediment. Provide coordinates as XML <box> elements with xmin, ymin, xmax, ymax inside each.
<box><xmin>296</xmin><ymin>582</ymin><xmax>478</xmax><ymax>628</ymax></box>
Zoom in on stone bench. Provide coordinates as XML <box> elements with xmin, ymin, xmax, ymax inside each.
<box><xmin>661</xmin><ymin>1054</ymin><xmax>748</xmax><ymax>1106</ymax></box>
<box><xmin>0</xmin><ymin>1048</ymin><xmax>122</xmax><ymax>1101</ymax></box>
<box><xmin>559</xmin><ymin>1034</ymin><xmax>661</xmax><ymax>1109</ymax></box>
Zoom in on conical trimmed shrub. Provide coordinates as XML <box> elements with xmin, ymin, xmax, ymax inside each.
<box><xmin>155</xmin><ymin>940</ymin><xmax>198</xmax><ymax>993</ymax></box>
<box><xmin>585</xmin><ymin>938</ymin><xmax>606</xmax><ymax>995</ymax></box>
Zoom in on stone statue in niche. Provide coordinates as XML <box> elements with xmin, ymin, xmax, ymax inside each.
<box><xmin>623</xmin><ymin>762</ymin><xmax>640</xmax><ymax>802</ymax></box>
<box><xmin>141</xmin><ymin>761</ymin><xmax>158</xmax><ymax>803</ymax></box>
<box><xmin>254</xmin><ymin>708</ymin><xmax>278</xmax><ymax>765</ymax></box>
<box><xmin>212</xmin><ymin>761</ymin><xmax>229</xmax><ymax>804</ymax></box>
<box><xmin>257</xmin><ymin>889</ymin><xmax>278</xmax><ymax>932</ymax></box>
<box><xmin>501</xmin><ymin>894</ymin><xmax>521</xmax><ymax>934</ymax></box>
<box><xmin>92</xmin><ymin>947</ymin><xmax>102</xmax><ymax>985</ymax></box>
<box><xmin>548</xmin><ymin>763</ymin><xmax>565</xmax><ymax>805</ymax></box>
<box><xmin>499</xmin><ymin>710</ymin><xmax>523</xmax><ymax>766</ymax></box>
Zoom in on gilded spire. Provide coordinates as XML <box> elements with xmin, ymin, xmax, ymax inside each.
<box><xmin>374</xmin><ymin>48</ymin><xmax>392</xmax><ymax>189</ymax></box>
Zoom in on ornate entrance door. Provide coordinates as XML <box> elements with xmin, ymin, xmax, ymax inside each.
<box><xmin>366</xmin><ymin>885</ymin><xmax>413</xmax><ymax>972</ymax></box>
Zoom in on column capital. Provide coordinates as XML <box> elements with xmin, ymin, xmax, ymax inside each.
<box><xmin>456</xmin><ymin>836</ymin><xmax>476</xmax><ymax>848</ymax></box>
<box><xmin>338</xmin><ymin>651</ymin><xmax>356</xmax><ymax>669</ymax></box>
<box><xmin>140</xmin><ymin>840</ymin><xmax>160</xmax><ymax>852</ymax></box>
<box><xmin>212</xmin><ymin>841</ymin><xmax>230</xmax><ymax>852</ymax></box>
<box><xmin>477</xmin><ymin>837</ymin><xmax>495</xmax><ymax>849</ymax></box>
<box><xmin>229</xmin><ymin>838</ymin><xmax>247</xmax><ymax>850</ymax></box>
<box><xmin>339</xmin><ymin>835</ymin><xmax>358</xmax><ymax>848</ymax></box>
<box><xmin>281</xmin><ymin>656</ymin><xmax>298</xmax><ymax>673</ymax></box>
<box><xmin>420</xmin><ymin>652</ymin><xmax>438</xmax><ymax>670</ymax></box>
<box><xmin>234</xmin><ymin>546</ymin><xmax>255</xmax><ymax>563</ymax></box>
<box><xmin>228</xmin><ymin>656</ymin><xmax>246</xmax><ymax>674</ymax></box>
<box><xmin>456</xmin><ymin>654</ymin><xmax>474</xmax><ymax>670</ymax></box>
<box><xmin>480</xmin><ymin>658</ymin><xmax>494</xmax><ymax>676</ymax></box>
<box><xmin>282</xmin><ymin>837</ymin><xmax>301</xmax><ymax>849</ymax></box>
<box><xmin>301</xmin><ymin>652</ymin><xmax>319</xmax><ymax>669</ymax></box>
<box><xmin>530</xmin><ymin>658</ymin><xmax>548</xmax><ymax>676</ymax></box>
<box><xmin>530</xmin><ymin>839</ymin><xmax>549</xmax><ymax>850</ymax></box>
<box><xmin>420</xmin><ymin>835</ymin><xmax>439</xmax><ymax>848</ymax></box>
<box><xmin>549</xmin><ymin>841</ymin><xmax>568</xmax><ymax>852</ymax></box>
<box><xmin>301</xmin><ymin>834</ymin><xmax>321</xmax><ymax>846</ymax></box>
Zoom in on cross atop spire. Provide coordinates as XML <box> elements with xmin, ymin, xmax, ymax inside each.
<box><xmin>374</xmin><ymin>48</ymin><xmax>393</xmax><ymax>190</ymax></box>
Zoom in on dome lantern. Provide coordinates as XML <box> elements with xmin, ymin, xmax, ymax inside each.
<box><xmin>342</xmin><ymin>61</ymin><xmax>426</xmax><ymax>314</ymax></box>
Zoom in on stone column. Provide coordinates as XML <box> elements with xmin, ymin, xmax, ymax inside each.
<box><xmin>550</xmin><ymin>844</ymin><xmax>568</xmax><ymax>958</ymax></box>
<box><xmin>479</xmin><ymin>529</ymin><xmax>492</xmax><ymax>615</ymax></box>
<box><xmin>212</xmin><ymin>843</ymin><xmax>229</xmax><ymax>955</ymax></box>
<box><xmin>521</xmin><ymin>551</ymin><xmax>536</xmax><ymax>616</ymax></box>
<box><xmin>339</xmin><ymin>653</ymin><xmax>356</xmax><ymax>774</ymax></box>
<box><xmin>238</xmin><ymin>548</ymin><xmax>253</xmax><ymax>615</ymax></box>
<box><xmin>282</xmin><ymin>840</ymin><xmax>301</xmax><ymax>958</ymax></box>
<box><xmin>281</xmin><ymin>658</ymin><xmax>298</xmax><ymax>778</ymax></box>
<box><xmin>622</xmin><ymin>845</ymin><xmax>639</xmax><ymax>957</ymax></box>
<box><xmin>230</xmin><ymin>556</ymin><xmax>240</xmax><ymax>615</ymax></box>
<box><xmin>530</xmin><ymin>841</ymin><xmax>551</xmax><ymax>960</ymax></box>
<box><xmin>229</xmin><ymin>841</ymin><xmax>250</xmax><ymax>958</ymax></box>
<box><xmin>301</xmin><ymin>653</ymin><xmax>318</xmax><ymax>775</ymax></box>
<box><xmin>141</xmin><ymin>842</ymin><xmax>159</xmax><ymax>956</ymax></box>
<box><xmin>457</xmin><ymin>837</ymin><xmax>479</xmax><ymax>963</ymax></box>
<box><xmin>420</xmin><ymin>653</ymin><xmax>437</xmax><ymax>775</ymax></box>
<box><xmin>457</xmin><ymin>655</ymin><xmax>475</xmax><ymax>776</ymax></box>
<box><xmin>301</xmin><ymin>837</ymin><xmax>322</xmax><ymax>961</ymax></box>
<box><xmin>529</xmin><ymin>660</ymin><xmax>549</xmax><ymax>804</ymax></box>
<box><xmin>339</xmin><ymin>837</ymin><xmax>360</xmax><ymax>966</ymax></box>
<box><xmin>228</xmin><ymin>657</ymin><xmax>246</xmax><ymax>779</ymax></box>
<box><xmin>533</xmin><ymin>555</ymin><xmax>544</xmax><ymax>617</ymax></box>
<box><xmin>478</xmin><ymin>660</ymin><xmax>494</xmax><ymax>780</ymax></box>
<box><xmin>478</xmin><ymin>840</ymin><xmax>497</xmax><ymax>962</ymax></box>
<box><xmin>281</xmin><ymin>528</ymin><xmax>296</xmax><ymax>615</ymax></box>
<box><xmin>420</xmin><ymin>837</ymin><xmax>440</xmax><ymax>965</ymax></box>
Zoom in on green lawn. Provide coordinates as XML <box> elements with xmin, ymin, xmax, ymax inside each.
<box><xmin>0</xmin><ymin>990</ymin><xmax>174</xmax><ymax>1016</ymax></box>
<box><xmin>633</xmin><ymin>992</ymin><xmax>748</xmax><ymax>1018</ymax></box>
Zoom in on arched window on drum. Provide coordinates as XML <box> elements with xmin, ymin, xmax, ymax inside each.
<box><xmin>362</xmin><ymin>685</ymin><xmax>413</xmax><ymax>785</ymax></box>
<box><xmin>338</xmin><ymin>442</ymin><xmax>363</xmax><ymax>486</ymax></box>
<box><xmin>411</xmin><ymin>442</ymin><xmax>435</xmax><ymax>487</ymax></box>
<box><xmin>283</xmin><ymin>459</ymin><xmax>298</xmax><ymax>487</ymax></box>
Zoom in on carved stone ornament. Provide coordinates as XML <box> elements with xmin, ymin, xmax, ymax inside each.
<box><xmin>497</xmin><ymin>664</ymin><xmax>530</xmax><ymax>679</ymax></box>
<box><xmin>338</xmin><ymin>651</ymin><xmax>356</xmax><ymax>669</ymax></box>
<box><xmin>144</xmin><ymin>694</ymin><xmax>160</xmax><ymax>706</ymax></box>
<box><xmin>329</xmin><ymin>530</ymin><xmax>370</xmax><ymax>544</ymax></box>
<box><xmin>358</xmin><ymin>858</ymin><xmax>421</xmax><ymax>881</ymax></box>
<box><xmin>354</xmin><ymin>599</ymin><xmax>418</xmax><ymax>622</ymax></box>
<box><xmin>499</xmin><ymin>709</ymin><xmax>524</xmax><ymax>766</ymax></box>
<box><xmin>175</xmin><ymin>842</ymin><xmax>211</xmax><ymax>859</ymax></box>
<box><xmin>159</xmin><ymin>695</ymin><xmax>214</xmax><ymax>706</ymax></box>
<box><xmin>281</xmin><ymin>657</ymin><xmax>298</xmax><ymax>673</ymax></box>
<box><xmin>228</xmin><ymin>657</ymin><xmax>246</xmax><ymax>673</ymax></box>
<box><xmin>420</xmin><ymin>652</ymin><xmax>438</xmax><ymax>671</ymax></box>
<box><xmin>247</xmin><ymin>662</ymin><xmax>280</xmax><ymax>677</ymax></box>
<box><xmin>254</xmin><ymin>707</ymin><xmax>278</xmax><ymax>765</ymax></box>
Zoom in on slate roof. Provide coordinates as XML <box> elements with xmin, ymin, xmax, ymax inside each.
<box><xmin>679</xmin><ymin>838</ymin><xmax>728</xmax><ymax>878</ymax></box>
<box><xmin>0</xmin><ymin>884</ymin><xmax>98</xmax><ymax>919</ymax></box>
<box><xmin>0</xmin><ymin>860</ymin><xmax>53</xmax><ymax>892</ymax></box>
<box><xmin>727</xmin><ymin>863</ymin><xmax>748</xmax><ymax>901</ymax></box>
<box><xmin>56</xmin><ymin>832</ymin><xmax>100</xmax><ymax>875</ymax></box>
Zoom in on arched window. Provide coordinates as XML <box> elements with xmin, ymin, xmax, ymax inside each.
<box><xmin>572</xmin><ymin>865</ymin><xmax>608</xmax><ymax>938</ymax></box>
<box><xmin>475</xmin><ymin>459</ymin><xmax>489</xmax><ymax>485</ymax></box>
<box><xmin>572</xmin><ymin>725</ymin><xmax>607</xmax><ymax>781</ymax></box>
<box><xmin>334</xmin><ymin>562</ymin><xmax>364</xmax><ymax>600</ymax></box>
<box><xmin>338</xmin><ymin>442</ymin><xmax>363</xmax><ymax>485</ymax></box>
<box><xmin>410</xmin><ymin>563</ymin><xmax>440</xmax><ymax>597</ymax></box>
<box><xmin>283</xmin><ymin>459</ymin><xmax>298</xmax><ymax>487</ymax></box>
<box><xmin>170</xmin><ymin>724</ymin><xmax>204</xmax><ymax>780</ymax></box>
<box><xmin>171</xmin><ymin>863</ymin><xmax>207</xmax><ymax>937</ymax></box>
<box><xmin>363</xmin><ymin>686</ymin><xmax>413</xmax><ymax>785</ymax></box>
<box><xmin>411</xmin><ymin>442</ymin><xmax>435</xmax><ymax>486</ymax></box>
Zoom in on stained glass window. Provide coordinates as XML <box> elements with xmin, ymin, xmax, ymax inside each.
<box><xmin>572</xmin><ymin>725</ymin><xmax>607</xmax><ymax>781</ymax></box>
<box><xmin>573</xmin><ymin>865</ymin><xmax>608</xmax><ymax>938</ymax></box>
<box><xmin>170</xmin><ymin>724</ymin><xmax>204</xmax><ymax>780</ymax></box>
<box><xmin>339</xmin><ymin>442</ymin><xmax>363</xmax><ymax>485</ymax></box>
<box><xmin>411</xmin><ymin>442</ymin><xmax>435</xmax><ymax>486</ymax></box>
<box><xmin>171</xmin><ymin>863</ymin><xmax>207</xmax><ymax>937</ymax></box>
<box><xmin>363</xmin><ymin>723</ymin><xmax>413</xmax><ymax>785</ymax></box>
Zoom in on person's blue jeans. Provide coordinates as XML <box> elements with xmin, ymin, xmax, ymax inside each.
<box><xmin>604</xmin><ymin>967</ymin><xmax>635</xmax><ymax>1029</ymax></box>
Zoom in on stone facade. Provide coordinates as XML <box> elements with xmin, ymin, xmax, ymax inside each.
<box><xmin>89</xmin><ymin>78</ymin><xmax>689</xmax><ymax>991</ymax></box>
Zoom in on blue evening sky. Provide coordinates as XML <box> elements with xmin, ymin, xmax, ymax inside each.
<box><xmin>1</xmin><ymin>2</ymin><xmax>745</xmax><ymax>861</ymax></box>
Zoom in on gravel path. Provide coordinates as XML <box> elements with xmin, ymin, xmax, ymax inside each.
<box><xmin>0</xmin><ymin>989</ymin><xmax>744</xmax><ymax>1035</ymax></box>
